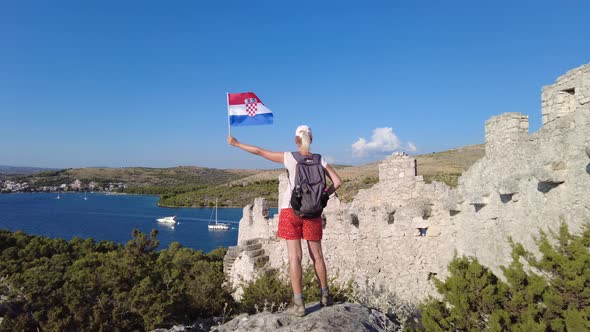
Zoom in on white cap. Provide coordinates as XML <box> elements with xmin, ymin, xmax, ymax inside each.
<box><xmin>295</xmin><ymin>125</ymin><xmax>312</xmax><ymax>138</ymax></box>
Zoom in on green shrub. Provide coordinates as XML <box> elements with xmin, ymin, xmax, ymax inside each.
<box><xmin>207</xmin><ymin>247</ymin><xmax>228</xmax><ymax>262</ymax></box>
<box><xmin>422</xmin><ymin>172</ymin><xmax>462</xmax><ymax>187</ymax></box>
<box><xmin>419</xmin><ymin>222</ymin><xmax>590</xmax><ymax>331</ymax></box>
<box><xmin>158</xmin><ymin>179</ymin><xmax>279</xmax><ymax>207</ymax></box>
<box><xmin>239</xmin><ymin>269</ymin><xmax>292</xmax><ymax>313</ymax></box>
<box><xmin>239</xmin><ymin>266</ymin><xmax>353</xmax><ymax>314</ymax></box>
<box><xmin>0</xmin><ymin>229</ymin><xmax>234</xmax><ymax>331</ymax></box>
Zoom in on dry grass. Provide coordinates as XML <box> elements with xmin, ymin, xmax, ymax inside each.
<box><xmin>415</xmin><ymin>144</ymin><xmax>484</xmax><ymax>188</ymax></box>
<box><xmin>416</xmin><ymin>144</ymin><xmax>484</xmax><ymax>176</ymax></box>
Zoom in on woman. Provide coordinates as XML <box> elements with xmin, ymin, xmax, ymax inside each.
<box><xmin>227</xmin><ymin>125</ymin><xmax>342</xmax><ymax>317</ymax></box>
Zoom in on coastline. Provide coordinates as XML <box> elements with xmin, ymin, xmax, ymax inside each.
<box><xmin>0</xmin><ymin>191</ymin><xmax>157</xmax><ymax>197</ymax></box>
<box><xmin>0</xmin><ymin>192</ymin><xmax>276</xmax><ymax>209</ymax></box>
<box><xmin>0</xmin><ymin>193</ymin><xmax>244</xmax><ymax>252</ymax></box>
<box><xmin>157</xmin><ymin>202</ymin><xmax>278</xmax><ymax>209</ymax></box>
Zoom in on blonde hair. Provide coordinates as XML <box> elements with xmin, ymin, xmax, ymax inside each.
<box><xmin>299</xmin><ymin>131</ymin><xmax>311</xmax><ymax>152</ymax></box>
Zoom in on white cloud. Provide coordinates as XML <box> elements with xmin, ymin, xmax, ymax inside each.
<box><xmin>351</xmin><ymin>127</ymin><xmax>416</xmax><ymax>158</ymax></box>
<box><xmin>324</xmin><ymin>155</ymin><xmax>336</xmax><ymax>165</ymax></box>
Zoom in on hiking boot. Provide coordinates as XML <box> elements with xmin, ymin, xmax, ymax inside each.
<box><xmin>320</xmin><ymin>292</ymin><xmax>333</xmax><ymax>307</ymax></box>
<box><xmin>286</xmin><ymin>299</ymin><xmax>306</xmax><ymax>317</ymax></box>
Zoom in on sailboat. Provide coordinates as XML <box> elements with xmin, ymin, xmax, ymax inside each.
<box><xmin>57</xmin><ymin>191</ymin><xmax>61</xmax><ymax>200</ymax></box>
<box><xmin>208</xmin><ymin>199</ymin><xmax>229</xmax><ymax>230</ymax></box>
<box><xmin>83</xmin><ymin>191</ymin><xmax>88</xmax><ymax>200</ymax></box>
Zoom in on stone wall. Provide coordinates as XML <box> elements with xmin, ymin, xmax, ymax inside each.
<box><xmin>224</xmin><ymin>64</ymin><xmax>590</xmax><ymax>304</ymax></box>
<box><xmin>542</xmin><ymin>64</ymin><xmax>590</xmax><ymax>125</ymax></box>
<box><xmin>484</xmin><ymin>113</ymin><xmax>529</xmax><ymax>158</ymax></box>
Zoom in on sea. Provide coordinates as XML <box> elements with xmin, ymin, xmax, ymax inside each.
<box><xmin>0</xmin><ymin>192</ymin><xmax>277</xmax><ymax>253</ymax></box>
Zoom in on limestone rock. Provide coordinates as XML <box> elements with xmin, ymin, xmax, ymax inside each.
<box><xmin>152</xmin><ymin>326</ymin><xmax>195</xmax><ymax>332</ymax></box>
<box><xmin>151</xmin><ymin>320</ymin><xmax>214</xmax><ymax>332</ymax></box>
<box><xmin>214</xmin><ymin>303</ymin><xmax>396</xmax><ymax>332</ymax></box>
<box><xmin>225</xmin><ymin>238</ymin><xmax>272</xmax><ymax>301</ymax></box>
<box><xmin>497</xmin><ymin>176</ymin><xmax>520</xmax><ymax>195</ymax></box>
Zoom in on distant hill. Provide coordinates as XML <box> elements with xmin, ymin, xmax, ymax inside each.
<box><xmin>0</xmin><ymin>166</ymin><xmax>58</xmax><ymax>175</ymax></box>
<box><xmin>161</xmin><ymin>144</ymin><xmax>486</xmax><ymax>206</ymax></box>
<box><xmin>19</xmin><ymin>166</ymin><xmax>263</xmax><ymax>189</ymax></box>
<box><xmin>12</xmin><ymin>144</ymin><xmax>485</xmax><ymax>206</ymax></box>
<box><xmin>415</xmin><ymin>144</ymin><xmax>486</xmax><ymax>186</ymax></box>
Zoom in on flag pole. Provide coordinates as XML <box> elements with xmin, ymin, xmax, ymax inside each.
<box><xmin>226</xmin><ymin>93</ymin><xmax>231</xmax><ymax>136</ymax></box>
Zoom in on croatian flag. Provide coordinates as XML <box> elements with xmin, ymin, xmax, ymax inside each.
<box><xmin>228</xmin><ymin>92</ymin><xmax>273</xmax><ymax>126</ymax></box>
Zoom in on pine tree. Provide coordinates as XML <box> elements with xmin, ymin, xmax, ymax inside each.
<box><xmin>419</xmin><ymin>222</ymin><xmax>590</xmax><ymax>331</ymax></box>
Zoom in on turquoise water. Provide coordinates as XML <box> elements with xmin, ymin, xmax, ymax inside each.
<box><xmin>0</xmin><ymin>193</ymin><xmax>275</xmax><ymax>252</ymax></box>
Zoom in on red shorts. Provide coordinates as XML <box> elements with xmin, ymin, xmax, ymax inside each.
<box><xmin>277</xmin><ymin>208</ymin><xmax>323</xmax><ymax>241</ymax></box>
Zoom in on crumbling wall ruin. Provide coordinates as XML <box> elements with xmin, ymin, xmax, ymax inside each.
<box><xmin>224</xmin><ymin>64</ymin><xmax>590</xmax><ymax>303</ymax></box>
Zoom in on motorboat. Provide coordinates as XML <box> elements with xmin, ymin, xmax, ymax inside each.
<box><xmin>157</xmin><ymin>216</ymin><xmax>177</xmax><ymax>224</ymax></box>
<box><xmin>208</xmin><ymin>199</ymin><xmax>229</xmax><ymax>231</ymax></box>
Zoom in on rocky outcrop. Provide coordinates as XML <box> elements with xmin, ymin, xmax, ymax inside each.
<box><xmin>224</xmin><ymin>64</ymin><xmax>590</xmax><ymax>305</ymax></box>
<box><xmin>214</xmin><ymin>303</ymin><xmax>396</xmax><ymax>332</ymax></box>
<box><xmin>224</xmin><ymin>237</ymin><xmax>276</xmax><ymax>300</ymax></box>
<box><xmin>150</xmin><ymin>303</ymin><xmax>396</xmax><ymax>332</ymax></box>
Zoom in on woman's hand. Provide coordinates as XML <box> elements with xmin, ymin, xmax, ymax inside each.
<box><xmin>227</xmin><ymin>135</ymin><xmax>239</xmax><ymax>147</ymax></box>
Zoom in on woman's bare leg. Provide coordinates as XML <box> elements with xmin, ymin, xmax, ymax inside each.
<box><xmin>306</xmin><ymin>240</ymin><xmax>328</xmax><ymax>289</ymax></box>
<box><xmin>307</xmin><ymin>242</ymin><xmax>321</xmax><ymax>289</ymax></box>
<box><xmin>286</xmin><ymin>239</ymin><xmax>303</xmax><ymax>294</ymax></box>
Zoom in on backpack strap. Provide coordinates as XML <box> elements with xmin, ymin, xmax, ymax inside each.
<box><xmin>291</xmin><ymin>152</ymin><xmax>322</xmax><ymax>164</ymax></box>
<box><xmin>291</xmin><ymin>151</ymin><xmax>302</xmax><ymax>163</ymax></box>
<box><xmin>312</xmin><ymin>153</ymin><xmax>322</xmax><ymax>164</ymax></box>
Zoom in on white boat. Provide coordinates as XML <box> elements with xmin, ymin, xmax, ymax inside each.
<box><xmin>208</xmin><ymin>199</ymin><xmax>229</xmax><ymax>231</ymax></box>
<box><xmin>157</xmin><ymin>216</ymin><xmax>177</xmax><ymax>224</ymax></box>
<box><xmin>57</xmin><ymin>191</ymin><xmax>61</xmax><ymax>200</ymax></box>
<box><xmin>83</xmin><ymin>192</ymin><xmax>88</xmax><ymax>200</ymax></box>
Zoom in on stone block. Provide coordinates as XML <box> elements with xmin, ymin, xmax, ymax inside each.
<box><xmin>485</xmin><ymin>113</ymin><xmax>529</xmax><ymax>156</ymax></box>
<box><xmin>246</xmin><ymin>248</ymin><xmax>265</xmax><ymax>258</ymax></box>
<box><xmin>249</xmin><ymin>255</ymin><xmax>269</xmax><ymax>267</ymax></box>
<box><xmin>541</xmin><ymin>64</ymin><xmax>589</xmax><ymax>125</ymax></box>
<box><xmin>245</xmin><ymin>243</ymin><xmax>263</xmax><ymax>251</ymax></box>
<box><xmin>497</xmin><ymin>177</ymin><xmax>519</xmax><ymax>195</ymax></box>
<box><xmin>532</xmin><ymin>167</ymin><xmax>566</xmax><ymax>184</ymax></box>
<box><xmin>244</xmin><ymin>239</ymin><xmax>260</xmax><ymax>245</ymax></box>
<box><xmin>378</xmin><ymin>153</ymin><xmax>417</xmax><ymax>182</ymax></box>
<box><xmin>468</xmin><ymin>194</ymin><xmax>488</xmax><ymax>205</ymax></box>
<box><xmin>253</xmin><ymin>197</ymin><xmax>270</xmax><ymax>219</ymax></box>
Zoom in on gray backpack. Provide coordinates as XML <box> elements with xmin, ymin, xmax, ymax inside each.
<box><xmin>289</xmin><ymin>152</ymin><xmax>328</xmax><ymax>218</ymax></box>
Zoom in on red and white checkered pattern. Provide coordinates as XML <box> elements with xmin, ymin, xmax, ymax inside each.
<box><xmin>246</xmin><ymin>101</ymin><xmax>258</xmax><ymax>117</ymax></box>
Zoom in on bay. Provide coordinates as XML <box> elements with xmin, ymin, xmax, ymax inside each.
<box><xmin>0</xmin><ymin>193</ymin><xmax>276</xmax><ymax>253</ymax></box>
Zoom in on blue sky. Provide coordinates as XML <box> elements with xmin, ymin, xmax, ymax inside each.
<box><xmin>1</xmin><ymin>1</ymin><xmax>589</xmax><ymax>169</ymax></box>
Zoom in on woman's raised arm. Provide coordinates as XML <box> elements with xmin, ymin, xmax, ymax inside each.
<box><xmin>227</xmin><ymin>135</ymin><xmax>284</xmax><ymax>164</ymax></box>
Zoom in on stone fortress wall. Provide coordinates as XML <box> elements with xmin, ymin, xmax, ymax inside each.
<box><xmin>224</xmin><ymin>64</ymin><xmax>590</xmax><ymax>303</ymax></box>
